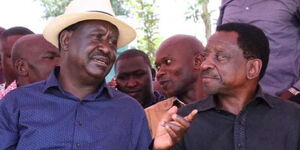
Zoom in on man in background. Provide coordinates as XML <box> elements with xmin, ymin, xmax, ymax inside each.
<box><xmin>114</xmin><ymin>49</ymin><xmax>165</xmax><ymax>108</ymax></box>
<box><xmin>0</xmin><ymin>26</ymin><xmax>6</xmax><ymax>85</ymax></box>
<box><xmin>145</xmin><ymin>34</ymin><xmax>207</xmax><ymax>137</ymax></box>
<box><xmin>11</xmin><ymin>34</ymin><xmax>60</xmax><ymax>87</ymax></box>
<box><xmin>0</xmin><ymin>26</ymin><xmax>33</xmax><ymax>98</ymax></box>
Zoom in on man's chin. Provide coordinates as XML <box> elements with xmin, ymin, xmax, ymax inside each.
<box><xmin>203</xmin><ymin>87</ymin><xmax>218</xmax><ymax>95</ymax></box>
<box><xmin>87</xmin><ymin>70</ymin><xmax>108</xmax><ymax>81</ymax></box>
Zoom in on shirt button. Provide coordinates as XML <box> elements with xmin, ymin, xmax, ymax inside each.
<box><xmin>237</xmin><ymin>143</ymin><xmax>242</xmax><ymax>148</ymax></box>
<box><xmin>239</xmin><ymin>120</ymin><xmax>243</xmax><ymax>125</ymax></box>
<box><xmin>78</xmin><ymin>121</ymin><xmax>83</xmax><ymax>126</ymax></box>
<box><xmin>245</xmin><ymin>6</ymin><xmax>249</xmax><ymax>10</ymax></box>
<box><xmin>76</xmin><ymin>143</ymin><xmax>80</xmax><ymax>148</ymax></box>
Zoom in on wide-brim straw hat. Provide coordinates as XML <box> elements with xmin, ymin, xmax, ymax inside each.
<box><xmin>43</xmin><ymin>0</ymin><xmax>136</xmax><ymax>49</ymax></box>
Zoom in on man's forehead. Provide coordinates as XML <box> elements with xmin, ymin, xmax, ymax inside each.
<box><xmin>206</xmin><ymin>31</ymin><xmax>240</xmax><ymax>51</ymax></box>
<box><xmin>117</xmin><ymin>56</ymin><xmax>148</xmax><ymax>67</ymax></box>
<box><xmin>77</xmin><ymin>20</ymin><xmax>118</xmax><ymax>32</ymax></box>
<box><xmin>2</xmin><ymin>35</ymin><xmax>23</xmax><ymax>48</ymax></box>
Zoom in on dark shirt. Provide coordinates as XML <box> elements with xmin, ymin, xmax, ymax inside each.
<box><xmin>219</xmin><ymin>0</ymin><xmax>300</xmax><ymax>95</ymax></box>
<box><xmin>143</xmin><ymin>91</ymin><xmax>166</xmax><ymax>108</ymax></box>
<box><xmin>171</xmin><ymin>88</ymin><xmax>300</xmax><ymax>150</ymax></box>
<box><xmin>0</xmin><ymin>68</ymin><xmax>151</xmax><ymax>149</ymax></box>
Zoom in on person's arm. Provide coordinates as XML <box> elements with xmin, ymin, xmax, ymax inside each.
<box><xmin>152</xmin><ymin>106</ymin><xmax>198</xmax><ymax>150</ymax></box>
<box><xmin>0</xmin><ymin>96</ymin><xmax>19</xmax><ymax>149</ymax></box>
<box><xmin>280</xmin><ymin>86</ymin><xmax>300</xmax><ymax>100</ymax></box>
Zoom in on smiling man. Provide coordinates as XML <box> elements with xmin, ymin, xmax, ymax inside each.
<box><xmin>0</xmin><ymin>0</ymin><xmax>151</xmax><ymax>149</ymax></box>
<box><xmin>152</xmin><ymin>23</ymin><xmax>300</xmax><ymax>150</ymax></box>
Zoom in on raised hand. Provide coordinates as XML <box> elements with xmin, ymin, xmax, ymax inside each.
<box><xmin>153</xmin><ymin>106</ymin><xmax>198</xmax><ymax>150</ymax></box>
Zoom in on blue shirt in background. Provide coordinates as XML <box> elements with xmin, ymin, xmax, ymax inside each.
<box><xmin>0</xmin><ymin>68</ymin><xmax>151</xmax><ymax>149</ymax></box>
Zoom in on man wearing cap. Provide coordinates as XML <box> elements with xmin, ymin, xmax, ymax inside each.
<box><xmin>0</xmin><ymin>0</ymin><xmax>151</xmax><ymax>149</ymax></box>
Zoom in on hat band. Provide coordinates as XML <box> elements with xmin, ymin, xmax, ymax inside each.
<box><xmin>88</xmin><ymin>10</ymin><xmax>113</xmax><ymax>16</ymax></box>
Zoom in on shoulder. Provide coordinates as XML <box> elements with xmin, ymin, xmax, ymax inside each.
<box><xmin>2</xmin><ymin>80</ymin><xmax>46</xmax><ymax>101</ymax></box>
<box><xmin>177</xmin><ymin>97</ymin><xmax>211</xmax><ymax>116</ymax></box>
<box><xmin>264</xmin><ymin>93</ymin><xmax>300</xmax><ymax>113</ymax></box>
<box><xmin>108</xmin><ymin>87</ymin><xmax>145</xmax><ymax>113</ymax></box>
<box><xmin>145</xmin><ymin>97</ymin><xmax>176</xmax><ymax>113</ymax></box>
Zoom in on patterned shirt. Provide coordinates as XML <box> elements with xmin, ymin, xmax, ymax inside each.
<box><xmin>0</xmin><ymin>81</ymin><xmax>17</xmax><ymax>99</ymax></box>
<box><xmin>0</xmin><ymin>67</ymin><xmax>151</xmax><ymax>149</ymax></box>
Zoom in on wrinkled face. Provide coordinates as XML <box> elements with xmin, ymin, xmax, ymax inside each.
<box><xmin>155</xmin><ymin>45</ymin><xmax>197</xmax><ymax>97</ymax></box>
<box><xmin>1</xmin><ymin>35</ymin><xmax>23</xmax><ymax>83</ymax></box>
<box><xmin>201</xmin><ymin>31</ymin><xmax>248</xmax><ymax>94</ymax></box>
<box><xmin>115</xmin><ymin>56</ymin><xmax>153</xmax><ymax>103</ymax></box>
<box><xmin>25</xmin><ymin>43</ymin><xmax>60</xmax><ymax>83</ymax></box>
<box><xmin>65</xmin><ymin>20</ymin><xmax>119</xmax><ymax>81</ymax></box>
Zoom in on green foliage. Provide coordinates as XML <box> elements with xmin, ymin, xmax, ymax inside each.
<box><xmin>110</xmin><ymin>0</ymin><xmax>130</xmax><ymax>16</ymax></box>
<box><xmin>185</xmin><ymin>0</ymin><xmax>212</xmax><ymax>40</ymax></box>
<box><xmin>125</xmin><ymin>0</ymin><xmax>161</xmax><ymax>65</ymax></box>
<box><xmin>37</xmin><ymin>0</ymin><xmax>130</xmax><ymax>19</ymax></box>
<box><xmin>37</xmin><ymin>0</ymin><xmax>72</xmax><ymax>19</ymax></box>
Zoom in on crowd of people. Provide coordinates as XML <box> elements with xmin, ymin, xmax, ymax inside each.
<box><xmin>0</xmin><ymin>0</ymin><xmax>299</xmax><ymax>149</ymax></box>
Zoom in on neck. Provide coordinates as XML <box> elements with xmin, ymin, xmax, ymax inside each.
<box><xmin>142</xmin><ymin>91</ymin><xmax>156</xmax><ymax>107</ymax></box>
<box><xmin>216</xmin><ymin>82</ymin><xmax>258</xmax><ymax>115</ymax></box>
<box><xmin>59</xmin><ymin>67</ymin><xmax>103</xmax><ymax>100</ymax></box>
<box><xmin>5</xmin><ymin>79</ymin><xmax>15</xmax><ymax>89</ymax></box>
<box><xmin>16</xmin><ymin>77</ymin><xmax>29</xmax><ymax>87</ymax></box>
<box><xmin>177</xmin><ymin>78</ymin><xmax>207</xmax><ymax>104</ymax></box>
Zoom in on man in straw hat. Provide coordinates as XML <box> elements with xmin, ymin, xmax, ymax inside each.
<box><xmin>0</xmin><ymin>0</ymin><xmax>151</xmax><ymax>149</ymax></box>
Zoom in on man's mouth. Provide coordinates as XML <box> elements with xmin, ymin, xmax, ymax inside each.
<box><xmin>158</xmin><ymin>80</ymin><xmax>170</xmax><ymax>89</ymax></box>
<box><xmin>91</xmin><ymin>56</ymin><xmax>109</xmax><ymax>66</ymax></box>
<box><xmin>127</xmin><ymin>90</ymin><xmax>140</xmax><ymax>97</ymax></box>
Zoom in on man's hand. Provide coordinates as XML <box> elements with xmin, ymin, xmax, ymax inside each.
<box><xmin>153</xmin><ymin>106</ymin><xmax>198</xmax><ymax>150</ymax></box>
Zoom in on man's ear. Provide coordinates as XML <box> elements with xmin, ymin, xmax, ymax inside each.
<box><xmin>15</xmin><ymin>59</ymin><xmax>28</xmax><ymax>76</ymax></box>
<box><xmin>59</xmin><ymin>30</ymin><xmax>72</xmax><ymax>52</ymax></box>
<box><xmin>193</xmin><ymin>54</ymin><xmax>204</xmax><ymax>70</ymax></box>
<box><xmin>246</xmin><ymin>59</ymin><xmax>262</xmax><ymax>79</ymax></box>
<box><xmin>151</xmin><ymin>68</ymin><xmax>156</xmax><ymax>81</ymax></box>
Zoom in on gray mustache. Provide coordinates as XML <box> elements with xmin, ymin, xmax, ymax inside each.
<box><xmin>90</xmin><ymin>51</ymin><xmax>108</xmax><ymax>58</ymax></box>
<box><xmin>201</xmin><ymin>71</ymin><xmax>218</xmax><ymax>79</ymax></box>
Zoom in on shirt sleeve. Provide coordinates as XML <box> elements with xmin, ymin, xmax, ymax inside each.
<box><xmin>0</xmin><ymin>95</ymin><xmax>19</xmax><ymax>149</ymax></box>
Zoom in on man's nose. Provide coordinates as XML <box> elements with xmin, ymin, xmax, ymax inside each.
<box><xmin>156</xmin><ymin>67</ymin><xmax>166</xmax><ymax>80</ymax></box>
<box><xmin>98</xmin><ymin>41</ymin><xmax>115</xmax><ymax>54</ymax></box>
<box><xmin>200</xmin><ymin>56</ymin><xmax>215</xmax><ymax>71</ymax></box>
<box><xmin>126</xmin><ymin>78</ymin><xmax>138</xmax><ymax>87</ymax></box>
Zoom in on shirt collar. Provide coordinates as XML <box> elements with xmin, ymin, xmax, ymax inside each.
<box><xmin>196</xmin><ymin>86</ymin><xmax>274</xmax><ymax>112</ymax></box>
<box><xmin>43</xmin><ymin>67</ymin><xmax>113</xmax><ymax>99</ymax></box>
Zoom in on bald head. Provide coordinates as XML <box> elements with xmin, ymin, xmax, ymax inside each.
<box><xmin>0</xmin><ymin>26</ymin><xmax>33</xmax><ymax>86</ymax></box>
<box><xmin>156</xmin><ymin>34</ymin><xmax>204</xmax><ymax>57</ymax></box>
<box><xmin>12</xmin><ymin>34</ymin><xmax>60</xmax><ymax>86</ymax></box>
<box><xmin>155</xmin><ymin>34</ymin><xmax>206</xmax><ymax>100</ymax></box>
